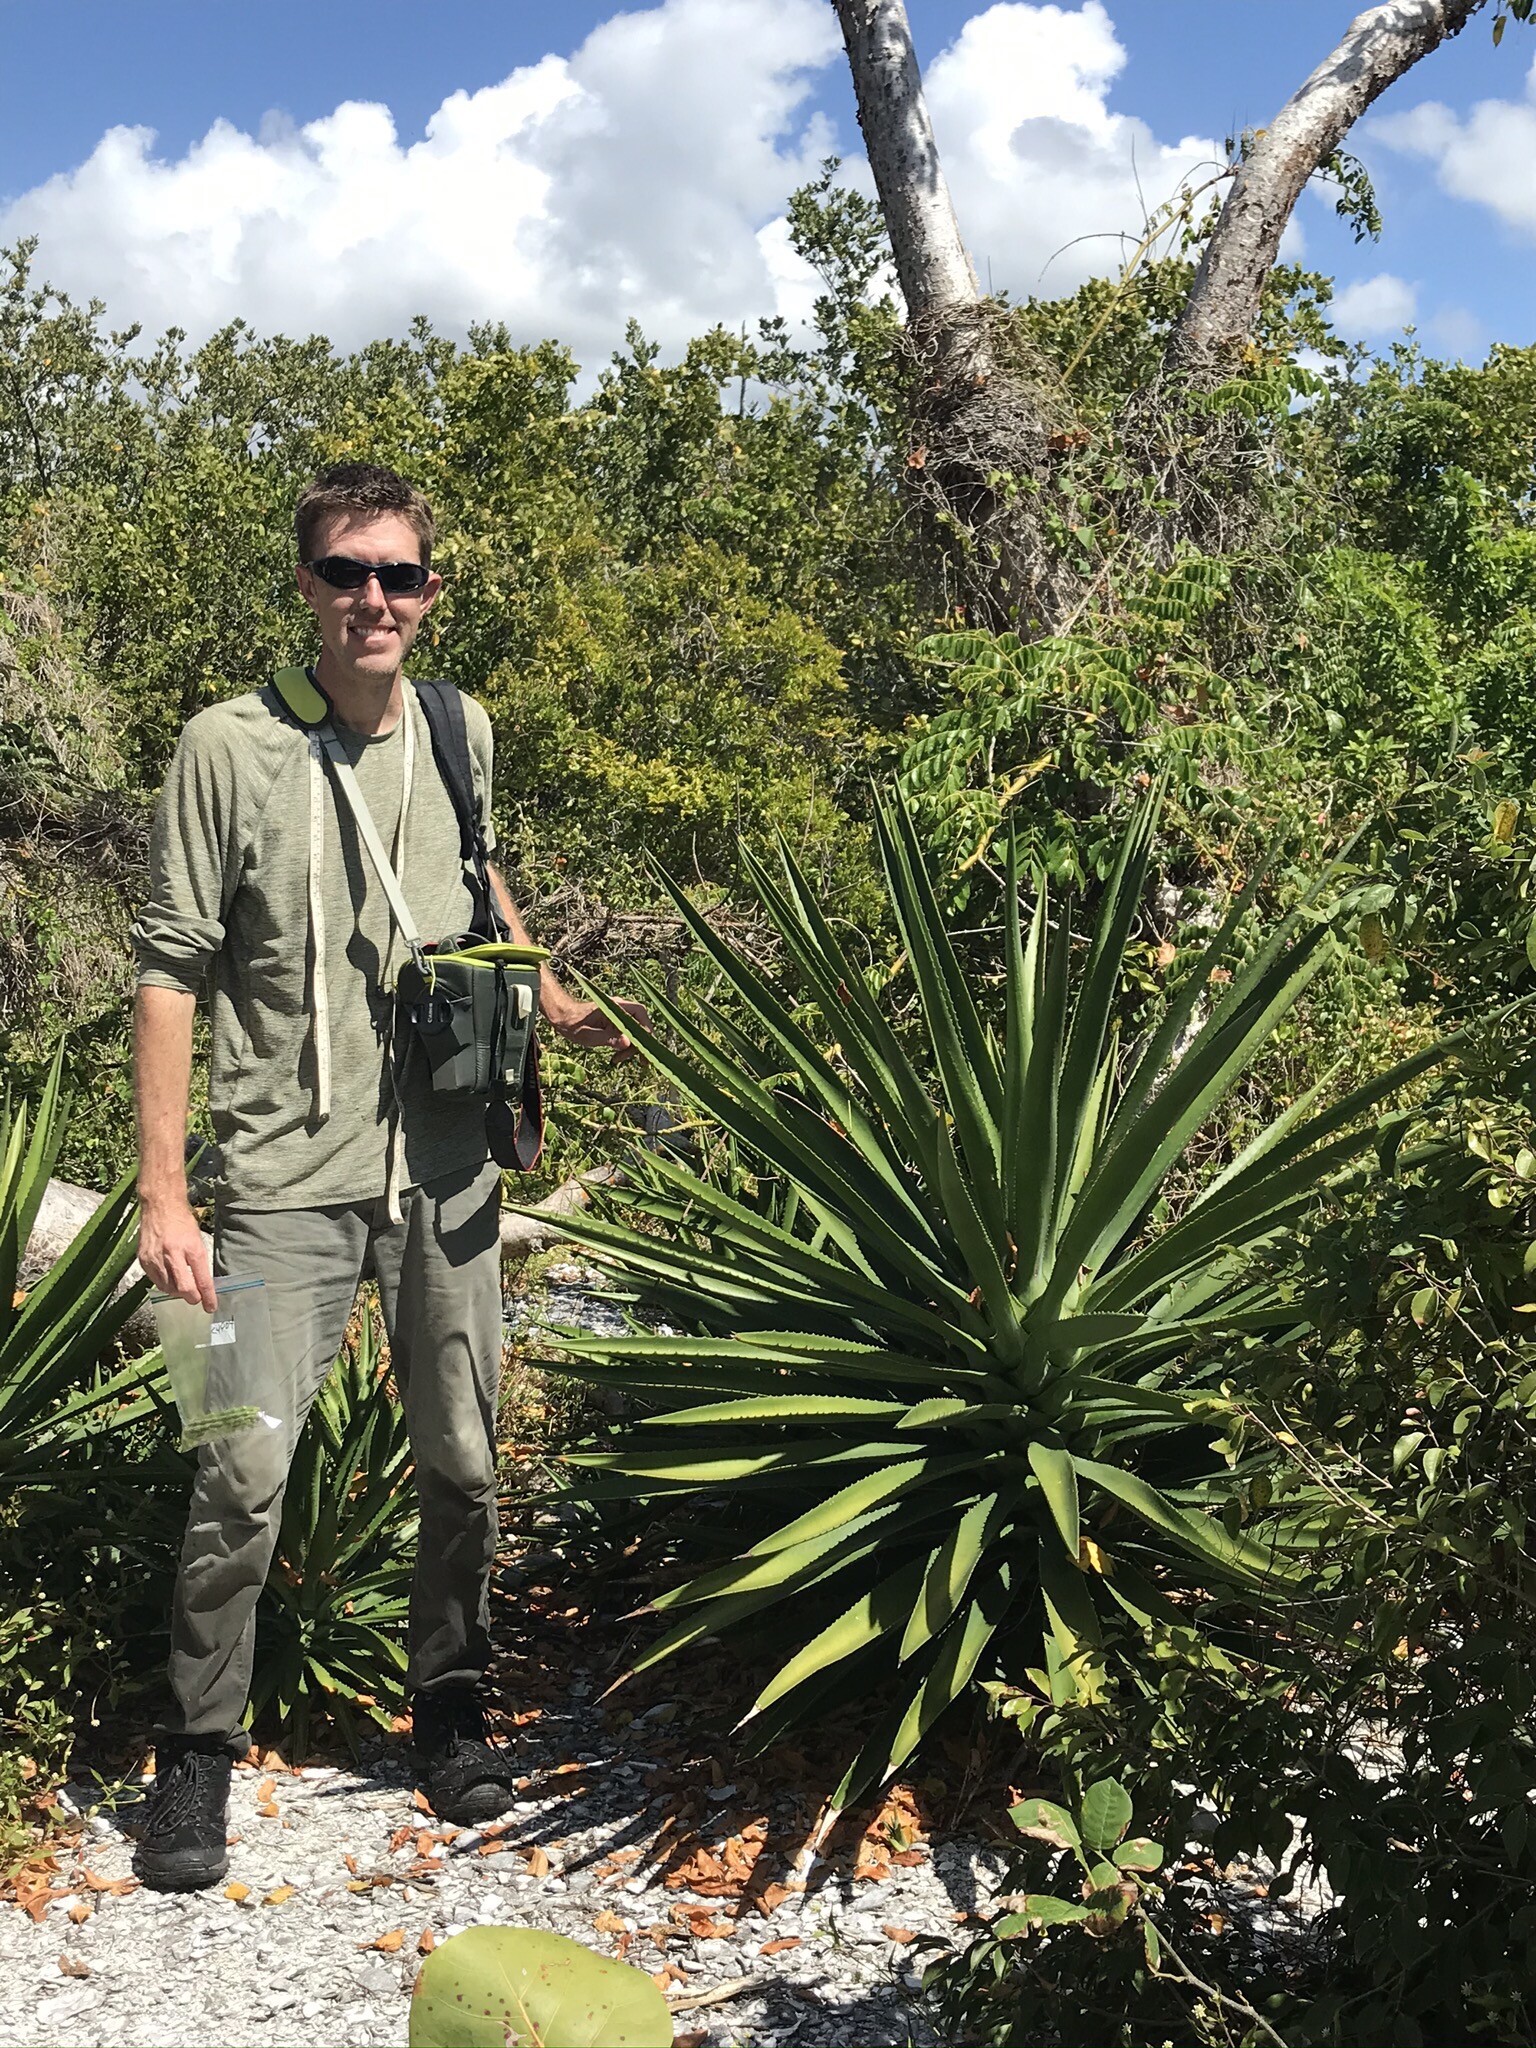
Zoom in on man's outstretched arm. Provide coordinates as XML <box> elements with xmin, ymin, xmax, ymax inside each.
<box><xmin>487</xmin><ymin>866</ymin><xmax>650</xmax><ymax>1057</ymax></box>
<box><xmin>134</xmin><ymin>984</ymin><xmax>217</xmax><ymax>1309</ymax></box>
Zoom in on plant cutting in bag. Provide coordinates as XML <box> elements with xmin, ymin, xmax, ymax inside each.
<box><xmin>151</xmin><ymin>1273</ymin><xmax>281</xmax><ymax>1449</ymax></box>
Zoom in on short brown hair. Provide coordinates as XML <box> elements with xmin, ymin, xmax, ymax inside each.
<box><xmin>294</xmin><ymin>463</ymin><xmax>436</xmax><ymax>568</ymax></box>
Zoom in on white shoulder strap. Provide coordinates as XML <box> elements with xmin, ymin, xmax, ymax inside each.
<box><xmin>319</xmin><ymin>722</ymin><xmax>426</xmax><ymax>967</ymax></box>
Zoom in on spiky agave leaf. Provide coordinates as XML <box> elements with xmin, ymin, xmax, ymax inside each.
<box><xmin>549</xmin><ymin>786</ymin><xmax>1451</xmax><ymax>1804</ymax></box>
<box><xmin>0</xmin><ymin>1046</ymin><xmax>155</xmax><ymax>1480</ymax></box>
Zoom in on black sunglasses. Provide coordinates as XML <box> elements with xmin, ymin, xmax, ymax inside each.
<box><xmin>305</xmin><ymin>555</ymin><xmax>431</xmax><ymax>594</ymax></box>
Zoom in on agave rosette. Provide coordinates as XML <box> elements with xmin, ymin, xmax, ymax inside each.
<box><xmin>552</xmin><ymin>791</ymin><xmax>1445</xmax><ymax>1799</ymax></box>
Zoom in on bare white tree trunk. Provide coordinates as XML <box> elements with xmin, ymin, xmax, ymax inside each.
<box><xmin>830</xmin><ymin>0</ymin><xmax>979</xmax><ymax>322</ymax></box>
<box><xmin>1167</xmin><ymin>0</ymin><xmax>1486</xmax><ymax>372</ymax></box>
<box><xmin>833</xmin><ymin>0</ymin><xmax>1075</xmax><ymax>629</ymax></box>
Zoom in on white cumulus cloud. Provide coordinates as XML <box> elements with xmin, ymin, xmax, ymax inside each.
<box><xmin>1</xmin><ymin>0</ymin><xmax>1239</xmax><ymax>363</ymax></box>
<box><xmin>2</xmin><ymin>0</ymin><xmax>840</xmax><ymax>364</ymax></box>
<box><xmin>1371</xmin><ymin>53</ymin><xmax>1536</xmax><ymax>238</ymax></box>
<box><xmin>1330</xmin><ymin>272</ymin><xmax>1418</xmax><ymax>335</ymax></box>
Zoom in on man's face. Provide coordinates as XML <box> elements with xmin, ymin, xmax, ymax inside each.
<box><xmin>296</xmin><ymin>509</ymin><xmax>442</xmax><ymax>687</ymax></box>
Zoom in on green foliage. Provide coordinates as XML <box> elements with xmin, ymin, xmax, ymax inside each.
<box><xmin>409</xmin><ymin>1925</ymin><xmax>673</xmax><ymax>2048</ymax></box>
<box><xmin>551</xmin><ymin>788</ymin><xmax>1445</xmax><ymax>1805</ymax></box>
<box><xmin>250</xmin><ymin>1307</ymin><xmax>417</xmax><ymax>1755</ymax></box>
<box><xmin>0</xmin><ymin>223</ymin><xmax>922</xmax><ymax>917</ymax></box>
<box><xmin>924</xmin><ymin>1776</ymin><xmax>1298</xmax><ymax>2047</ymax></box>
<box><xmin>903</xmin><ymin>555</ymin><xmax>1243</xmax><ymax>886</ymax></box>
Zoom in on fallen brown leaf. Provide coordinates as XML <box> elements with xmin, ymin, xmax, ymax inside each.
<box><xmin>361</xmin><ymin>1929</ymin><xmax>405</xmax><ymax>1953</ymax></box>
<box><xmin>760</xmin><ymin>1936</ymin><xmax>801</xmax><ymax>1955</ymax></box>
<box><xmin>524</xmin><ymin>1846</ymin><xmax>551</xmax><ymax>1877</ymax></box>
<box><xmin>223</xmin><ymin>1882</ymin><xmax>252</xmax><ymax>1904</ymax></box>
<box><xmin>679</xmin><ymin>1909</ymin><xmax>732</xmax><ymax>1940</ymax></box>
<box><xmin>344</xmin><ymin>1853</ymin><xmax>359</xmax><ymax>1876</ymax></box>
<box><xmin>256</xmin><ymin>1800</ymin><xmax>280</xmax><ymax>1820</ymax></box>
<box><xmin>754</xmin><ymin>1882</ymin><xmax>793</xmax><ymax>1917</ymax></box>
<box><xmin>475</xmin><ymin>1840</ymin><xmax>507</xmax><ymax>1857</ymax></box>
<box><xmin>883</xmin><ymin>1925</ymin><xmax>918</xmax><ymax>1944</ymax></box>
<box><xmin>59</xmin><ymin>1955</ymin><xmax>91</xmax><ymax>1979</ymax></box>
<box><xmin>66</xmin><ymin>1903</ymin><xmax>92</xmax><ymax>1927</ymax></box>
<box><xmin>264</xmin><ymin>1885</ymin><xmax>296</xmax><ymax>1906</ymax></box>
<box><xmin>417</xmin><ymin>1927</ymin><xmax>436</xmax><ymax>1956</ymax></box>
<box><xmin>592</xmin><ymin>1909</ymin><xmax>629</xmax><ymax>1935</ymax></box>
<box><xmin>411</xmin><ymin>1789</ymin><xmax>433</xmax><ymax>1814</ymax></box>
<box><xmin>256</xmin><ymin>1777</ymin><xmax>276</xmax><ymax>1802</ymax></box>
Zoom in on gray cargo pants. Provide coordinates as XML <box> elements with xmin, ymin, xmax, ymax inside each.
<box><xmin>164</xmin><ymin>1158</ymin><xmax>503</xmax><ymax>1756</ymax></box>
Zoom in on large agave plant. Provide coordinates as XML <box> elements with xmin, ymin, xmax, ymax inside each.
<box><xmin>554</xmin><ymin>790</ymin><xmax>1445</xmax><ymax>1802</ymax></box>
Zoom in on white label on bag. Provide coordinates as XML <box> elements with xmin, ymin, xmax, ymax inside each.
<box><xmin>209</xmin><ymin>1320</ymin><xmax>236</xmax><ymax>1346</ymax></box>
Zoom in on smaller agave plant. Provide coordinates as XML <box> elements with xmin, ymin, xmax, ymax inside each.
<box><xmin>553</xmin><ymin>786</ymin><xmax>1445</xmax><ymax>1804</ymax></box>
<box><xmin>251</xmin><ymin>1308</ymin><xmax>417</xmax><ymax>1754</ymax></box>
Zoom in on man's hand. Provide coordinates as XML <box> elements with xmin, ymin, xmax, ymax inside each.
<box><xmin>139</xmin><ymin>1195</ymin><xmax>217</xmax><ymax>1311</ymax></box>
<box><xmin>542</xmin><ymin>990</ymin><xmax>652</xmax><ymax>1061</ymax></box>
<box><xmin>484</xmin><ymin>865</ymin><xmax>651</xmax><ymax>1060</ymax></box>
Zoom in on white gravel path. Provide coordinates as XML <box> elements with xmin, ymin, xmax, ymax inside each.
<box><xmin>0</xmin><ymin>1712</ymin><xmax>1007</xmax><ymax>2048</ymax></box>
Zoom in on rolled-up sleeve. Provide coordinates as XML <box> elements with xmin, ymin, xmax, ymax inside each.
<box><xmin>131</xmin><ymin>720</ymin><xmax>237</xmax><ymax>997</ymax></box>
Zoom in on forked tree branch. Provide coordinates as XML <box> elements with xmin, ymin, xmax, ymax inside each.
<box><xmin>1166</xmin><ymin>0</ymin><xmax>1487</xmax><ymax>372</ymax></box>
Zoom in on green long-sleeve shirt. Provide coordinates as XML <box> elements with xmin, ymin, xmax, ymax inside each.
<box><xmin>132</xmin><ymin>676</ymin><xmax>498</xmax><ymax>1209</ymax></box>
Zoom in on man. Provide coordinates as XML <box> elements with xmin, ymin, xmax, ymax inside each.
<box><xmin>130</xmin><ymin>462</ymin><xmax>644</xmax><ymax>1892</ymax></box>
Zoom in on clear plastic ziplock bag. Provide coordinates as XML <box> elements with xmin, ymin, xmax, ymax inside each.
<box><xmin>150</xmin><ymin>1272</ymin><xmax>282</xmax><ymax>1450</ymax></box>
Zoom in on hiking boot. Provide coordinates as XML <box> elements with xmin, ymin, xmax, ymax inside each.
<box><xmin>133</xmin><ymin>1740</ymin><xmax>232</xmax><ymax>1893</ymax></box>
<box><xmin>412</xmin><ymin>1688</ymin><xmax>520</xmax><ymax>1825</ymax></box>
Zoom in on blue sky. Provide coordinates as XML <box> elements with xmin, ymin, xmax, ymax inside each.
<box><xmin>1</xmin><ymin>1</ymin><xmax>1531</xmax><ymax>368</ymax></box>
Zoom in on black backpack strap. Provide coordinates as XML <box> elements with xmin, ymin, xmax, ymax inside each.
<box><xmin>413</xmin><ymin>678</ymin><xmax>507</xmax><ymax>940</ymax></box>
<box><xmin>413</xmin><ymin>678</ymin><xmax>479</xmax><ymax>862</ymax></box>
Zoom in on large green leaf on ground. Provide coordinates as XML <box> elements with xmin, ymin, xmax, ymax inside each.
<box><xmin>409</xmin><ymin>1926</ymin><xmax>672</xmax><ymax>2047</ymax></box>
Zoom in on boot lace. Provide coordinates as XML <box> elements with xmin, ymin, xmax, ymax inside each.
<box><xmin>144</xmin><ymin>1750</ymin><xmax>225</xmax><ymax>1840</ymax></box>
